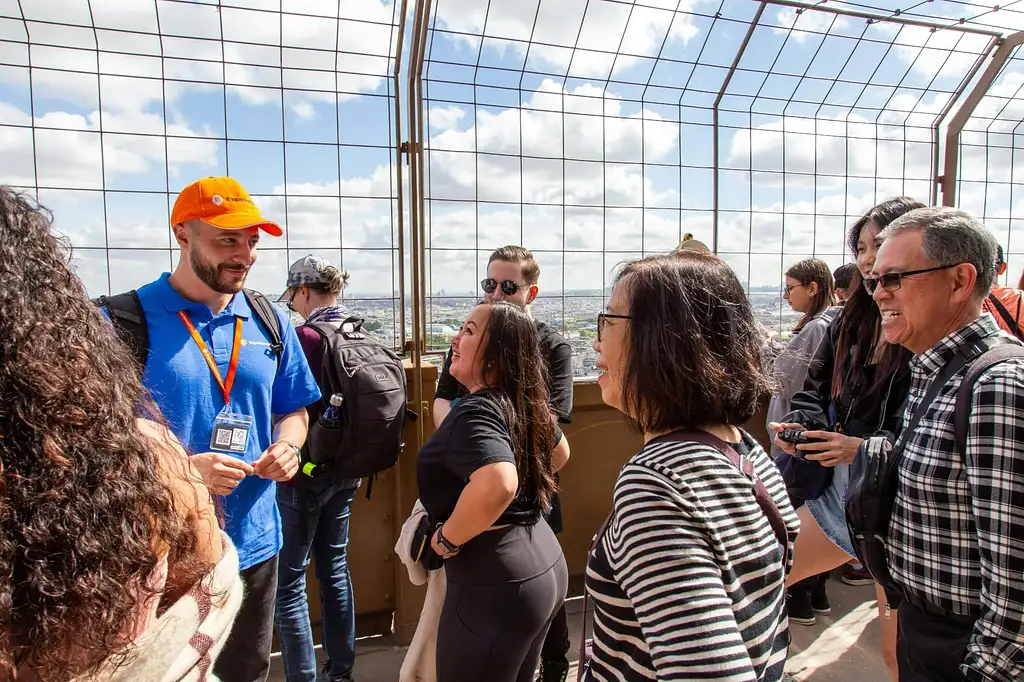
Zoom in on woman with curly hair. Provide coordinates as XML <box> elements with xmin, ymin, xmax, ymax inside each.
<box><xmin>0</xmin><ymin>186</ymin><xmax>242</xmax><ymax>681</ymax></box>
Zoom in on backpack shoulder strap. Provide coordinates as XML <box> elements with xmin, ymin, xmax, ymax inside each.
<box><xmin>654</xmin><ymin>429</ymin><xmax>790</xmax><ymax>556</ymax></box>
<box><xmin>94</xmin><ymin>290</ymin><xmax>149</xmax><ymax>370</ymax></box>
<box><xmin>954</xmin><ymin>341</ymin><xmax>1024</xmax><ymax>460</ymax></box>
<box><xmin>243</xmin><ymin>288</ymin><xmax>284</xmax><ymax>360</ymax></box>
<box><xmin>987</xmin><ymin>293</ymin><xmax>1024</xmax><ymax>341</ymax></box>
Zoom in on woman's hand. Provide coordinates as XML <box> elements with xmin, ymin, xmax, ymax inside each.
<box><xmin>798</xmin><ymin>431</ymin><xmax>863</xmax><ymax>467</ymax></box>
<box><xmin>767</xmin><ymin>421</ymin><xmax>804</xmax><ymax>455</ymax></box>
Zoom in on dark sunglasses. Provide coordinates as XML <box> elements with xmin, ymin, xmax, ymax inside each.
<box><xmin>862</xmin><ymin>263</ymin><xmax>962</xmax><ymax>295</ymax></box>
<box><xmin>481</xmin><ymin>278</ymin><xmax>527</xmax><ymax>296</ymax></box>
<box><xmin>597</xmin><ymin>313</ymin><xmax>633</xmax><ymax>341</ymax></box>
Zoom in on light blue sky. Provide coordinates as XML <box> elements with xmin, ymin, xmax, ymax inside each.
<box><xmin>1</xmin><ymin>0</ymin><xmax>1021</xmax><ymax>303</ymax></box>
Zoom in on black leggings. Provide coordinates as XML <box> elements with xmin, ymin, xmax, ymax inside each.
<box><xmin>437</xmin><ymin>521</ymin><xmax>568</xmax><ymax>682</ymax></box>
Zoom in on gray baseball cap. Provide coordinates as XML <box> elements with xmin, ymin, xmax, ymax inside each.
<box><xmin>279</xmin><ymin>255</ymin><xmax>347</xmax><ymax>304</ymax></box>
<box><xmin>285</xmin><ymin>255</ymin><xmax>336</xmax><ymax>288</ymax></box>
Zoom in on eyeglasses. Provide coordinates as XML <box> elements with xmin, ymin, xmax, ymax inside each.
<box><xmin>481</xmin><ymin>278</ymin><xmax>528</xmax><ymax>296</ymax></box>
<box><xmin>597</xmin><ymin>313</ymin><xmax>633</xmax><ymax>341</ymax></box>
<box><xmin>783</xmin><ymin>283</ymin><xmax>805</xmax><ymax>296</ymax></box>
<box><xmin>862</xmin><ymin>263</ymin><xmax>962</xmax><ymax>295</ymax></box>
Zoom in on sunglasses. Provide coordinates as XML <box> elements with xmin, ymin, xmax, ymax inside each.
<box><xmin>862</xmin><ymin>263</ymin><xmax>962</xmax><ymax>295</ymax></box>
<box><xmin>481</xmin><ymin>278</ymin><xmax>528</xmax><ymax>296</ymax></box>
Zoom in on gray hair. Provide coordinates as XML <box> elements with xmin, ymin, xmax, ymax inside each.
<box><xmin>877</xmin><ymin>207</ymin><xmax>996</xmax><ymax>298</ymax></box>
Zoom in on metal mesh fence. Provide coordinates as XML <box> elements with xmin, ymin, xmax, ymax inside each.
<box><xmin>2</xmin><ymin>0</ymin><xmax>1022</xmax><ymax>376</ymax></box>
<box><xmin>1</xmin><ymin>0</ymin><xmax>405</xmax><ymax>347</ymax></box>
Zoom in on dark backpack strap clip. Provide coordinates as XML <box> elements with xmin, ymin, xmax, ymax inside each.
<box><xmin>243</xmin><ymin>289</ymin><xmax>284</xmax><ymax>360</ymax></box>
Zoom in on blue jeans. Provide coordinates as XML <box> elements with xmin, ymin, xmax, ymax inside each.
<box><xmin>275</xmin><ymin>478</ymin><xmax>359</xmax><ymax>682</ymax></box>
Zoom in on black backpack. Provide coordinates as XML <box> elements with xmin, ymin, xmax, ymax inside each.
<box><xmin>300</xmin><ymin>317</ymin><xmax>415</xmax><ymax>497</ymax></box>
<box><xmin>93</xmin><ymin>288</ymin><xmax>284</xmax><ymax>370</ymax></box>
<box><xmin>845</xmin><ymin>337</ymin><xmax>1024</xmax><ymax>605</ymax></box>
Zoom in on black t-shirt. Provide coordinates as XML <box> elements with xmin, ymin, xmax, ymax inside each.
<box><xmin>434</xmin><ymin>320</ymin><xmax>574</xmax><ymax>424</ymax></box>
<box><xmin>417</xmin><ymin>389</ymin><xmax>542</xmax><ymax>527</ymax></box>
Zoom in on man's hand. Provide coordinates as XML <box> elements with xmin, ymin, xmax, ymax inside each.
<box><xmin>191</xmin><ymin>452</ymin><xmax>254</xmax><ymax>496</ymax></box>
<box><xmin>253</xmin><ymin>441</ymin><xmax>300</xmax><ymax>482</ymax></box>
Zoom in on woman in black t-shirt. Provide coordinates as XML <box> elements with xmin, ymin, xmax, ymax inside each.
<box><xmin>417</xmin><ymin>301</ymin><xmax>568</xmax><ymax>682</ymax></box>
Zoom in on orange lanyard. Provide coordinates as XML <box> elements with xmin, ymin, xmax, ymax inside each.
<box><xmin>178</xmin><ymin>312</ymin><xmax>243</xmax><ymax>406</ymax></box>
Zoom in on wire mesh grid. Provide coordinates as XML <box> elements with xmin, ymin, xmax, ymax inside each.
<box><xmin>418</xmin><ymin>0</ymin><xmax>1015</xmax><ymax>374</ymax></box>
<box><xmin>0</xmin><ymin>0</ymin><xmax>405</xmax><ymax>348</ymax></box>
<box><xmin>956</xmin><ymin>42</ymin><xmax>1024</xmax><ymax>285</ymax></box>
<box><xmin>1</xmin><ymin>0</ymin><xmax>1022</xmax><ymax>373</ymax></box>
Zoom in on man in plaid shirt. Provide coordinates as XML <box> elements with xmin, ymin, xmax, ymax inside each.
<box><xmin>869</xmin><ymin>206</ymin><xmax>1024</xmax><ymax>682</ymax></box>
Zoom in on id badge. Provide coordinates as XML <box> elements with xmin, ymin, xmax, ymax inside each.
<box><xmin>210</xmin><ymin>410</ymin><xmax>254</xmax><ymax>454</ymax></box>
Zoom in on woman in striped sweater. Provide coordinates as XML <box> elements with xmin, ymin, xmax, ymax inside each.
<box><xmin>584</xmin><ymin>253</ymin><xmax>800</xmax><ymax>681</ymax></box>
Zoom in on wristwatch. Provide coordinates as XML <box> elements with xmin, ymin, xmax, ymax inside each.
<box><xmin>434</xmin><ymin>523</ymin><xmax>462</xmax><ymax>559</ymax></box>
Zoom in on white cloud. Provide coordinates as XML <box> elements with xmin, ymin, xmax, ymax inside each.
<box><xmin>428</xmin><ymin>105</ymin><xmax>466</xmax><ymax>131</ymax></box>
<box><xmin>289</xmin><ymin>101</ymin><xmax>318</xmax><ymax>121</ymax></box>
<box><xmin>434</xmin><ymin>0</ymin><xmax>699</xmax><ymax>78</ymax></box>
<box><xmin>772</xmin><ymin>7</ymin><xmax>847</xmax><ymax>42</ymax></box>
<box><xmin>15</xmin><ymin>0</ymin><xmax>399</xmax><ymax>117</ymax></box>
<box><xmin>5</xmin><ymin>0</ymin><xmax>1022</xmax><ymax>300</ymax></box>
<box><xmin>0</xmin><ymin>102</ymin><xmax>219</xmax><ymax>189</ymax></box>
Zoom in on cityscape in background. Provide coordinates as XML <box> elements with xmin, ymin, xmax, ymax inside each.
<box><xmin>286</xmin><ymin>286</ymin><xmax>804</xmax><ymax>379</ymax></box>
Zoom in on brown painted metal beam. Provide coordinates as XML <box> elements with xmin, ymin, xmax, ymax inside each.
<box><xmin>942</xmin><ymin>32</ymin><xmax>1024</xmax><ymax>206</ymax></box>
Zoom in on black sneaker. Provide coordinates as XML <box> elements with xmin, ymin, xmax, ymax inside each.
<box><xmin>539</xmin><ymin>660</ymin><xmax>570</xmax><ymax>682</ymax></box>
<box><xmin>811</xmin><ymin>581</ymin><xmax>832</xmax><ymax>616</ymax></box>
<box><xmin>786</xmin><ymin>587</ymin><xmax>816</xmax><ymax>626</ymax></box>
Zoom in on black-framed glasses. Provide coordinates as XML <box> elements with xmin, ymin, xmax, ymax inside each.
<box><xmin>783</xmin><ymin>283</ymin><xmax>805</xmax><ymax>296</ymax></box>
<box><xmin>863</xmin><ymin>263</ymin><xmax>963</xmax><ymax>295</ymax></box>
<box><xmin>597</xmin><ymin>313</ymin><xmax>633</xmax><ymax>341</ymax></box>
<box><xmin>481</xmin><ymin>278</ymin><xmax>527</xmax><ymax>296</ymax></box>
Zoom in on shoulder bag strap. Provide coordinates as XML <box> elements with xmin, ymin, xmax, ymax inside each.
<box><xmin>888</xmin><ymin>340</ymin><xmax>988</xmax><ymax>466</ymax></box>
<box><xmin>987</xmin><ymin>293</ymin><xmax>1024</xmax><ymax>341</ymax></box>
<box><xmin>95</xmin><ymin>290</ymin><xmax>149</xmax><ymax>371</ymax></box>
<box><xmin>657</xmin><ymin>430</ymin><xmax>790</xmax><ymax>558</ymax></box>
<box><xmin>954</xmin><ymin>341</ymin><xmax>1024</xmax><ymax>460</ymax></box>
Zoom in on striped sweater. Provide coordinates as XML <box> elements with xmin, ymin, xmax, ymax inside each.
<box><xmin>584</xmin><ymin>431</ymin><xmax>800</xmax><ymax>681</ymax></box>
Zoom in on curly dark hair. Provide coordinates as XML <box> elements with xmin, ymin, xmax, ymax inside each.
<box><xmin>0</xmin><ymin>187</ymin><xmax>210</xmax><ymax>680</ymax></box>
<box><xmin>614</xmin><ymin>253</ymin><xmax>771</xmax><ymax>432</ymax></box>
<box><xmin>475</xmin><ymin>301</ymin><xmax>557</xmax><ymax>512</ymax></box>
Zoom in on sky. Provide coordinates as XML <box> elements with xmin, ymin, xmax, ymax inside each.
<box><xmin>1</xmin><ymin>0</ymin><xmax>1022</xmax><ymax>304</ymax></box>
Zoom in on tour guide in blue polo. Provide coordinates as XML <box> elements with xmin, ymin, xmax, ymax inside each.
<box><xmin>136</xmin><ymin>177</ymin><xmax>320</xmax><ymax>682</ymax></box>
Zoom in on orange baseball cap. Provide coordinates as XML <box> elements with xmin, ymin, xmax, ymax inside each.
<box><xmin>170</xmin><ymin>176</ymin><xmax>283</xmax><ymax>237</ymax></box>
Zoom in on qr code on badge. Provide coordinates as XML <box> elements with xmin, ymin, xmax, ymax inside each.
<box><xmin>214</xmin><ymin>428</ymin><xmax>232</xmax><ymax>447</ymax></box>
<box><xmin>231</xmin><ymin>428</ymin><xmax>247</xmax><ymax>447</ymax></box>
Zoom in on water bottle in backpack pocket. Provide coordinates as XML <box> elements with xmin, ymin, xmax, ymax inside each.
<box><xmin>299</xmin><ymin>318</ymin><xmax>416</xmax><ymax>495</ymax></box>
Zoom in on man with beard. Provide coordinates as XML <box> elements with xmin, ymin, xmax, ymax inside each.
<box><xmin>105</xmin><ymin>177</ymin><xmax>321</xmax><ymax>682</ymax></box>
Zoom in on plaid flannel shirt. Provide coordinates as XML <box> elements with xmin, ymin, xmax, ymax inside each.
<box><xmin>887</xmin><ymin>314</ymin><xmax>1024</xmax><ymax>682</ymax></box>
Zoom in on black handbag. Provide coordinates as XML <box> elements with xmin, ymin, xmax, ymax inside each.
<box><xmin>410</xmin><ymin>515</ymin><xmax>445</xmax><ymax>572</ymax></box>
<box><xmin>774</xmin><ymin>447</ymin><xmax>833</xmax><ymax>503</ymax></box>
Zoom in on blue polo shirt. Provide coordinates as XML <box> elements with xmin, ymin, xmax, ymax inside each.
<box><xmin>135</xmin><ymin>273</ymin><xmax>321</xmax><ymax>570</ymax></box>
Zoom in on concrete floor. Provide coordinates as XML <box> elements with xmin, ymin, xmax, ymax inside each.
<box><xmin>268</xmin><ymin>575</ymin><xmax>889</xmax><ymax>681</ymax></box>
